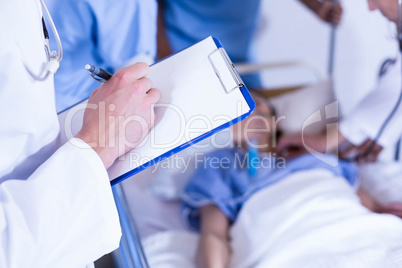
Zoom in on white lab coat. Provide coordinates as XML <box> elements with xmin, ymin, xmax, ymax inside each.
<box><xmin>0</xmin><ymin>1</ymin><xmax>121</xmax><ymax>267</ymax></box>
<box><xmin>340</xmin><ymin>54</ymin><xmax>402</xmax><ymax>149</ymax></box>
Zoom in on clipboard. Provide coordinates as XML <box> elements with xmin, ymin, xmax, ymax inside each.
<box><xmin>58</xmin><ymin>36</ymin><xmax>255</xmax><ymax>185</ymax></box>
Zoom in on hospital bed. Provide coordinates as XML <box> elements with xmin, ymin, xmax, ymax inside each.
<box><xmin>111</xmin><ymin>61</ymin><xmax>402</xmax><ymax>267</ymax></box>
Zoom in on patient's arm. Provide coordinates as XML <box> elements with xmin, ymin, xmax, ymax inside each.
<box><xmin>277</xmin><ymin>127</ymin><xmax>345</xmax><ymax>157</ymax></box>
<box><xmin>197</xmin><ymin>205</ymin><xmax>231</xmax><ymax>268</ymax></box>
<box><xmin>358</xmin><ymin>188</ymin><xmax>402</xmax><ymax>218</ymax></box>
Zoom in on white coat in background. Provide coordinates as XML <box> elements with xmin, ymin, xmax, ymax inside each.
<box><xmin>340</xmin><ymin>54</ymin><xmax>402</xmax><ymax>152</ymax></box>
<box><xmin>0</xmin><ymin>1</ymin><xmax>121</xmax><ymax>267</ymax></box>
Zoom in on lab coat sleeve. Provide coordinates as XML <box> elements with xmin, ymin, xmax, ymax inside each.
<box><xmin>340</xmin><ymin>57</ymin><xmax>402</xmax><ymax>148</ymax></box>
<box><xmin>0</xmin><ymin>138</ymin><xmax>121</xmax><ymax>267</ymax></box>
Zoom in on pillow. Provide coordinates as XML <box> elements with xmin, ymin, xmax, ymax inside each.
<box><xmin>269</xmin><ymin>78</ymin><xmax>336</xmax><ymax>135</ymax></box>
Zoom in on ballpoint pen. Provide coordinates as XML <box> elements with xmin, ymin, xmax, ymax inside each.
<box><xmin>85</xmin><ymin>64</ymin><xmax>112</xmax><ymax>82</ymax></box>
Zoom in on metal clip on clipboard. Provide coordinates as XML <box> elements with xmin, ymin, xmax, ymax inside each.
<box><xmin>209</xmin><ymin>48</ymin><xmax>245</xmax><ymax>94</ymax></box>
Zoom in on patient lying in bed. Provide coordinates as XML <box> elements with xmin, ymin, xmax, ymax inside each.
<box><xmin>181</xmin><ymin>92</ymin><xmax>402</xmax><ymax>268</ymax></box>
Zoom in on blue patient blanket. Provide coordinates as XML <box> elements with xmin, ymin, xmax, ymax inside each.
<box><xmin>182</xmin><ymin>149</ymin><xmax>357</xmax><ymax>231</ymax></box>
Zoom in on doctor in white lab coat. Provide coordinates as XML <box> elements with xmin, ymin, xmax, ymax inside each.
<box><xmin>0</xmin><ymin>0</ymin><xmax>160</xmax><ymax>267</ymax></box>
<box><xmin>277</xmin><ymin>0</ymin><xmax>402</xmax><ymax>163</ymax></box>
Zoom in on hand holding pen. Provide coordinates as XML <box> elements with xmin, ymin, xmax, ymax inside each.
<box><xmin>77</xmin><ymin>63</ymin><xmax>161</xmax><ymax>170</ymax></box>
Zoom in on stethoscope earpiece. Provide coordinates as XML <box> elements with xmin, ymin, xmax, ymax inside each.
<box><xmin>46</xmin><ymin>58</ymin><xmax>60</xmax><ymax>74</ymax></box>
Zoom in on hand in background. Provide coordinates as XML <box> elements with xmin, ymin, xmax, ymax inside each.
<box><xmin>301</xmin><ymin>0</ymin><xmax>343</xmax><ymax>25</ymax></box>
<box><xmin>316</xmin><ymin>0</ymin><xmax>343</xmax><ymax>25</ymax></box>
<box><xmin>339</xmin><ymin>139</ymin><xmax>383</xmax><ymax>163</ymax></box>
<box><xmin>275</xmin><ymin>129</ymin><xmax>384</xmax><ymax>164</ymax></box>
<box><xmin>157</xmin><ymin>0</ymin><xmax>174</xmax><ymax>59</ymax></box>
<box><xmin>76</xmin><ymin>62</ymin><xmax>161</xmax><ymax>170</ymax></box>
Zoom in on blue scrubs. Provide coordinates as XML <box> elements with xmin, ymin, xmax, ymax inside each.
<box><xmin>47</xmin><ymin>0</ymin><xmax>158</xmax><ymax>112</ymax></box>
<box><xmin>162</xmin><ymin>0</ymin><xmax>262</xmax><ymax>88</ymax></box>
<box><xmin>182</xmin><ymin>149</ymin><xmax>358</xmax><ymax>231</ymax></box>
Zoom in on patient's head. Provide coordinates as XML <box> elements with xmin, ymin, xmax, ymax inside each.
<box><xmin>232</xmin><ymin>91</ymin><xmax>279</xmax><ymax>152</ymax></box>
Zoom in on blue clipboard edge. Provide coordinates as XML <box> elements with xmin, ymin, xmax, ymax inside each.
<box><xmin>110</xmin><ymin>37</ymin><xmax>255</xmax><ymax>185</ymax></box>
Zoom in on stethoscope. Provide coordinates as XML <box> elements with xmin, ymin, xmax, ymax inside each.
<box><xmin>24</xmin><ymin>0</ymin><xmax>63</xmax><ymax>81</ymax></box>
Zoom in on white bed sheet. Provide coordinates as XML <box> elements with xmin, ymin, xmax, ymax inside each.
<box><xmin>121</xmin><ymin>135</ymin><xmax>231</xmax><ymax>238</ymax></box>
<box><xmin>139</xmin><ymin>168</ymin><xmax>402</xmax><ymax>268</ymax></box>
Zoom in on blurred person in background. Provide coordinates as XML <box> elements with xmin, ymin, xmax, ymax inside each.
<box><xmin>46</xmin><ymin>0</ymin><xmax>158</xmax><ymax>112</ymax></box>
<box><xmin>277</xmin><ymin>0</ymin><xmax>402</xmax><ymax>164</ymax></box>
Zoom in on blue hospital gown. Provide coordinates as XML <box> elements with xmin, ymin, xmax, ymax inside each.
<box><xmin>161</xmin><ymin>0</ymin><xmax>262</xmax><ymax>88</ymax></box>
<box><xmin>182</xmin><ymin>149</ymin><xmax>357</xmax><ymax>231</ymax></box>
<box><xmin>46</xmin><ymin>0</ymin><xmax>158</xmax><ymax>112</ymax></box>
